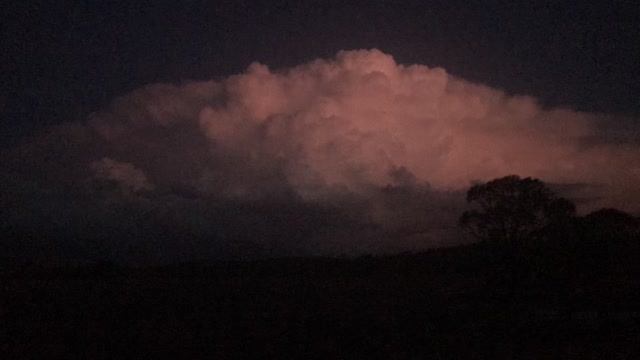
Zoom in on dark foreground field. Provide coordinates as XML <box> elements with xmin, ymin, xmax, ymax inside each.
<box><xmin>2</xmin><ymin>244</ymin><xmax>639</xmax><ymax>359</ymax></box>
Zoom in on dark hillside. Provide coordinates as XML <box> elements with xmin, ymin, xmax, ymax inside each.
<box><xmin>2</xmin><ymin>241</ymin><xmax>639</xmax><ymax>359</ymax></box>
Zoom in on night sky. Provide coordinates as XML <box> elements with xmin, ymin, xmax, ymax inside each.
<box><xmin>3</xmin><ymin>0</ymin><xmax>639</xmax><ymax>142</ymax></box>
<box><xmin>1</xmin><ymin>0</ymin><xmax>639</xmax><ymax>263</ymax></box>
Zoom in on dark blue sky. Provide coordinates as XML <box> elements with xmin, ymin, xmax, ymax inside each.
<box><xmin>2</xmin><ymin>0</ymin><xmax>639</xmax><ymax>146</ymax></box>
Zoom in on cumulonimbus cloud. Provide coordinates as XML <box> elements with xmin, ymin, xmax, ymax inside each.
<box><xmin>2</xmin><ymin>49</ymin><xmax>639</xmax><ymax>261</ymax></box>
<box><xmin>90</xmin><ymin>49</ymin><xmax>638</xmax><ymax>210</ymax></box>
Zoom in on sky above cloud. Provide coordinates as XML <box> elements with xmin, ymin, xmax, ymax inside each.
<box><xmin>3</xmin><ymin>1</ymin><xmax>639</xmax><ymax>148</ymax></box>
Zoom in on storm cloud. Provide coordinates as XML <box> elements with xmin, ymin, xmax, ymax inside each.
<box><xmin>2</xmin><ymin>49</ymin><xmax>639</xmax><ymax>262</ymax></box>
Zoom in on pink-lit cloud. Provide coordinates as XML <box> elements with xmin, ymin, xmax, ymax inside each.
<box><xmin>91</xmin><ymin>157</ymin><xmax>154</xmax><ymax>193</ymax></box>
<box><xmin>2</xmin><ymin>49</ymin><xmax>639</xmax><ymax>260</ymax></box>
<box><xmin>89</xmin><ymin>49</ymin><xmax>637</xmax><ymax>212</ymax></box>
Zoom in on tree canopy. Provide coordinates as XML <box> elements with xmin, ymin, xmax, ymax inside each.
<box><xmin>459</xmin><ymin>175</ymin><xmax>576</xmax><ymax>244</ymax></box>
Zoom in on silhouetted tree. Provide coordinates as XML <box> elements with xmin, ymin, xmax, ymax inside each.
<box><xmin>578</xmin><ymin>208</ymin><xmax>639</xmax><ymax>274</ymax></box>
<box><xmin>459</xmin><ymin>175</ymin><xmax>576</xmax><ymax>244</ymax></box>
<box><xmin>583</xmin><ymin>208</ymin><xmax>638</xmax><ymax>236</ymax></box>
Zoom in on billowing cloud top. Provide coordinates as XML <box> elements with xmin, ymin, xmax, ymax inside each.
<box><xmin>2</xmin><ymin>49</ymin><xmax>639</xmax><ymax>262</ymax></box>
